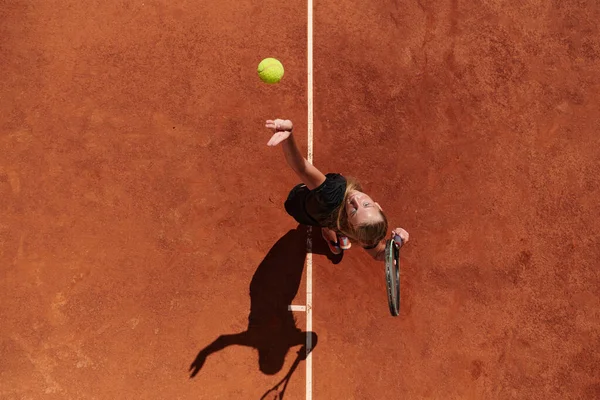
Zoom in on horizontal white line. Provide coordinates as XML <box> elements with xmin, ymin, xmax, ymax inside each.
<box><xmin>288</xmin><ymin>304</ymin><xmax>307</xmax><ymax>312</ymax></box>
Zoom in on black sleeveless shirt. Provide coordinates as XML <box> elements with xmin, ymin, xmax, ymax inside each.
<box><xmin>284</xmin><ymin>173</ymin><xmax>347</xmax><ymax>228</ymax></box>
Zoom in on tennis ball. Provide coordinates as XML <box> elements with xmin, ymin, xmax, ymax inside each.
<box><xmin>257</xmin><ymin>58</ymin><xmax>284</xmax><ymax>84</ymax></box>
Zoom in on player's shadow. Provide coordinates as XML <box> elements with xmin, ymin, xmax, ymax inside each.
<box><xmin>189</xmin><ymin>225</ymin><xmax>341</xmax><ymax>389</ymax></box>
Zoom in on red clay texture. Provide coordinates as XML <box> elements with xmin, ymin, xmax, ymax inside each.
<box><xmin>1</xmin><ymin>0</ymin><xmax>599</xmax><ymax>399</ymax></box>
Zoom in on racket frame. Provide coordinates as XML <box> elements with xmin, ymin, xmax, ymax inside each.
<box><xmin>384</xmin><ymin>238</ymin><xmax>400</xmax><ymax>316</ymax></box>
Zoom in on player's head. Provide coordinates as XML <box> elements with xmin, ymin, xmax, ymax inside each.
<box><xmin>259</xmin><ymin>348</ymin><xmax>285</xmax><ymax>375</ymax></box>
<box><xmin>336</xmin><ymin>178</ymin><xmax>388</xmax><ymax>248</ymax></box>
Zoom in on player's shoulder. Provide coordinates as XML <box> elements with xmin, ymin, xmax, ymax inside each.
<box><xmin>324</xmin><ymin>172</ymin><xmax>346</xmax><ymax>181</ymax></box>
<box><xmin>315</xmin><ymin>173</ymin><xmax>346</xmax><ymax>189</ymax></box>
<box><xmin>312</xmin><ymin>173</ymin><xmax>347</xmax><ymax>205</ymax></box>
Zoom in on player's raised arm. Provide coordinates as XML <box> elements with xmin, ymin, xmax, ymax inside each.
<box><xmin>265</xmin><ymin>119</ymin><xmax>326</xmax><ymax>190</ymax></box>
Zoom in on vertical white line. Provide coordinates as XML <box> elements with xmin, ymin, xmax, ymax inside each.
<box><xmin>306</xmin><ymin>0</ymin><xmax>314</xmax><ymax>399</ymax></box>
<box><xmin>306</xmin><ymin>232</ymin><xmax>313</xmax><ymax>400</ymax></box>
<box><xmin>307</xmin><ymin>0</ymin><xmax>314</xmax><ymax>165</ymax></box>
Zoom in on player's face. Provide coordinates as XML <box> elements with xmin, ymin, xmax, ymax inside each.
<box><xmin>345</xmin><ymin>190</ymin><xmax>382</xmax><ymax>226</ymax></box>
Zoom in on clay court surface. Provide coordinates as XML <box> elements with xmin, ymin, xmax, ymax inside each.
<box><xmin>1</xmin><ymin>0</ymin><xmax>600</xmax><ymax>399</ymax></box>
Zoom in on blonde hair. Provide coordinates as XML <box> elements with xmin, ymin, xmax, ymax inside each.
<box><xmin>331</xmin><ymin>177</ymin><xmax>388</xmax><ymax>248</ymax></box>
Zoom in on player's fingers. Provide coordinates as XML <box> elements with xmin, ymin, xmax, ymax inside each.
<box><xmin>272</xmin><ymin>133</ymin><xmax>286</xmax><ymax>146</ymax></box>
<box><xmin>398</xmin><ymin>231</ymin><xmax>409</xmax><ymax>243</ymax></box>
<box><xmin>268</xmin><ymin>130</ymin><xmax>291</xmax><ymax>146</ymax></box>
<box><xmin>270</xmin><ymin>136</ymin><xmax>283</xmax><ymax>146</ymax></box>
<box><xmin>267</xmin><ymin>134</ymin><xmax>279</xmax><ymax>146</ymax></box>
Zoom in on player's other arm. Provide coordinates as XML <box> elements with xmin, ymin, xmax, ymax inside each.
<box><xmin>364</xmin><ymin>240</ymin><xmax>387</xmax><ymax>261</ymax></box>
<box><xmin>365</xmin><ymin>229</ymin><xmax>410</xmax><ymax>261</ymax></box>
<box><xmin>265</xmin><ymin>119</ymin><xmax>326</xmax><ymax>190</ymax></box>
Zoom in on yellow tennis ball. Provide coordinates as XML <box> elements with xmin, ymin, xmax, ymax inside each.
<box><xmin>257</xmin><ymin>58</ymin><xmax>284</xmax><ymax>84</ymax></box>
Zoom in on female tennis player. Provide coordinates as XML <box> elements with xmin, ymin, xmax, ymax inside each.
<box><xmin>265</xmin><ymin>118</ymin><xmax>409</xmax><ymax>260</ymax></box>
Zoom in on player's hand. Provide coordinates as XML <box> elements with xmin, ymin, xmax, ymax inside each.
<box><xmin>265</xmin><ymin>119</ymin><xmax>293</xmax><ymax>146</ymax></box>
<box><xmin>391</xmin><ymin>228</ymin><xmax>409</xmax><ymax>247</ymax></box>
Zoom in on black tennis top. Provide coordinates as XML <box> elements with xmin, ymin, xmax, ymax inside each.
<box><xmin>284</xmin><ymin>173</ymin><xmax>347</xmax><ymax>229</ymax></box>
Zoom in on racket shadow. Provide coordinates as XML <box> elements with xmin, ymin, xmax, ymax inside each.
<box><xmin>189</xmin><ymin>225</ymin><xmax>338</xmax><ymax>386</ymax></box>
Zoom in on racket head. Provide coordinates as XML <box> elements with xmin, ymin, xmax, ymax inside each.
<box><xmin>384</xmin><ymin>238</ymin><xmax>401</xmax><ymax>316</ymax></box>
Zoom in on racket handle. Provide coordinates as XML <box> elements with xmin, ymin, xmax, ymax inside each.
<box><xmin>393</xmin><ymin>234</ymin><xmax>404</xmax><ymax>246</ymax></box>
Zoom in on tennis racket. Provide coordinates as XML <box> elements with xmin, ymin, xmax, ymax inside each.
<box><xmin>260</xmin><ymin>349</ymin><xmax>303</xmax><ymax>400</ymax></box>
<box><xmin>384</xmin><ymin>237</ymin><xmax>401</xmax><ymax>316</ymax></box>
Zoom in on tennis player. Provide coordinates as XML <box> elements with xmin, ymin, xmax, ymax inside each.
<box><xmin>265</xmin><ymin>118</ymin><xmax>409</xmax><ymax>259</ymax></box>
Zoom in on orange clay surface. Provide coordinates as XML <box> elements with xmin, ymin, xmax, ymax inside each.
<box><xmin>1</xmin><ymin>1</ymin><xmax>599</xmax><ymax>399</ymax></box>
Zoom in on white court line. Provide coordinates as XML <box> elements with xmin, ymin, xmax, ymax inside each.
<box><xmin>288</xmin><ymin>304</ymin><xmax>307</xmax><ymax>312</ymax></box>
<box><xmin>306</xmin><ymin>0</ymin><xmax>314</xmax><ymax>398</ymax></box>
